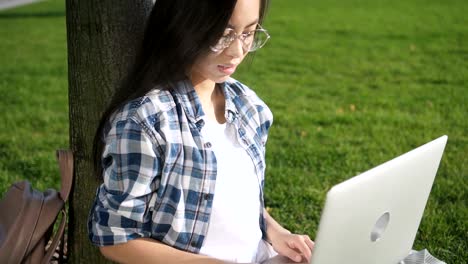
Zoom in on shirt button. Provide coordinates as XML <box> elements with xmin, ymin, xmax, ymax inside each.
<box><xmin>204</xmin><ymin>194</ymin><xmax>211</xmax><ymax>200</ymax></box>
<box><xmin>191</xmin><ymin>241</ymin><xmax>198</xmax><ymax>247</ymax></box>
<box><xmin>204</xmin><ymin>142</ymin><xmax>212</xmax><ymax>148</ymax></box>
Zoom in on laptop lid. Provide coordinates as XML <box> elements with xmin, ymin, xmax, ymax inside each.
<box><xmin>310</xmin><ymin>135</ymin><xmax>447</xmax><ymax>264</ymax></box>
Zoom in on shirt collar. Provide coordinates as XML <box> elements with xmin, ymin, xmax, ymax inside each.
<box><xmin>219</xmin><ymin>79</ymin><xmax>240</xmax><ymax>123</ymax></box>
<box><xmin>172</xmin><ymin>79</ymin><xmax>205</xmax><ymax>125</ymax></box>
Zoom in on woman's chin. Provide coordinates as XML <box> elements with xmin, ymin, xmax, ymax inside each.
<box><xmin>214</xmin><ymin>75</ymin><xmax>232</xmax><ymax>84</ymax></box>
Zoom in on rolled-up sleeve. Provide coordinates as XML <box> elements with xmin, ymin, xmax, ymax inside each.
<box><xmin>88</xmin><ymin>117</ymin><xmax>161</xmax><ymax>246</ymax></box>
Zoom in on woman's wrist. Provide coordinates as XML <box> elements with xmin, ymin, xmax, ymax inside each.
<box><xmin>267</xmin><ymin>228</ymin><xmax>291</xmax><ymax>244</ymax></box>
<box><xmin>264</xmin><ymin>208</ymin><xmax>291</xmax><ymax>245</ymax></box>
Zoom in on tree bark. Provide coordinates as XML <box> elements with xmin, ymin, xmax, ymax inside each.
<box><xmin>66</xmin><ymin>1</ymin><xmax>153</xmax><ymax>262</ymax></box>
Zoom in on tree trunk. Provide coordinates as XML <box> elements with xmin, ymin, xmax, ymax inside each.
<box><xmin>65</xmin><ymin>1</ymin><xmax>153</xmax><ymax>262</ymax></box>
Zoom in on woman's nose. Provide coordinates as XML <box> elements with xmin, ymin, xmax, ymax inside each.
<box><xmin>224</xmin><ymin>38</ymin><xmax>244</xmax><ymax>58</ymax></box>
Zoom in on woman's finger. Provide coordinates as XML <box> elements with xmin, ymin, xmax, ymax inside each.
<box><xmin>283</xmin><ymin>241</ymin><xmax>303</xmax><ymax>263</ymax></box>
<box><xmin>291</xmin><ymin>237</ymin><xmax>312</xmax><ymax>261</ymax></box>
<box><xmin>303</xmin><ymin>235</ymin><xmax>315</xmax><ymax>250</ymax></box>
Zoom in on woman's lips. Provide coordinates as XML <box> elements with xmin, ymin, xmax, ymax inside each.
<box><xmin>218</xmin><ymin>64</ymin><xmax>237</xmax><ymax>75</ymax></box>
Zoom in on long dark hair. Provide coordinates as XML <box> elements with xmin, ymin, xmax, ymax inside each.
<box><xmin>93</xmin><ymin>0</ymin><xmax>270</xmax><ymax>177</ymax></box>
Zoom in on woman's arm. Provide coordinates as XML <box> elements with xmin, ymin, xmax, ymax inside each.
<box><xmin>100</xmin><ymin>237</ymin><xmax>231</xmax><ymax>264</ymax></box>
<box><xmin>263</xmin><ymin>209</ymin><xmax>314</xmax><ymax>263</ymax></box>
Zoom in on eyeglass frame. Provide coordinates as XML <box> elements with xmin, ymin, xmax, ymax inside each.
<box><xmin>210</xmin><ymin>24</ymin><xmax>271</xmax><ymax>53</ymax></box>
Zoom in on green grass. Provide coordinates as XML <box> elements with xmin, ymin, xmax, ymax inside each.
<box><xmin>1</xmin><ymin>0</ymin><xmax>467</xmax><ymax>262</ymax></box>
<box><xmin>0</xmin><ymin>0</ymin><xmax>68</xmax><ymax>192</ymax></box>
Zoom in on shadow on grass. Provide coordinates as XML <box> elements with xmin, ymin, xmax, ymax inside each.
<box><xmin>0</xmin><ymin>11</ymin><xmax>64</xmax><ymax>19</ymax></box>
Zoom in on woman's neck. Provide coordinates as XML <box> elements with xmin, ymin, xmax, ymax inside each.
<box><xmin>192</xmin><ymin>79</ymin><xmax>226</xmax><ymax>124</ymax></box>
<box><xmin>193</xmin><ymin>79</ymin><xmax>216</xmax><ymax>103</ymax></box>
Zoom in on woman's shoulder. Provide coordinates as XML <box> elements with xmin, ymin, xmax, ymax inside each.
<box><xmin>110</xmin><ymin>88</ymin><xmax>175</xmax><ymax>130</ymax></box>
<box><xmin>224</xmin><ymin>78</ymin><xmax>271</xmax><ymax>109</ymax></box>
<box><xmin>223</xmin><ymin>78</ymin><xmax>273</xmax><ymax>123</ymax></box>
<box><xmin>224</xmin><ymin>78</ymin><xmax>260</xmax><ymax>99</ymax></box>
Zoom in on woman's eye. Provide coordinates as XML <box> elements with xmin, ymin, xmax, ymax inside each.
<box><xmin>243</xmin><ymin>31</ymin><xmax>255</xmax><ymax>39</ymax></box>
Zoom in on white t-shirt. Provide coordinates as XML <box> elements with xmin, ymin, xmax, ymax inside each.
<box><xmin>199</xmin><ymin>119</ymin><xmax>263</xmax><ymax>263</ymax></box>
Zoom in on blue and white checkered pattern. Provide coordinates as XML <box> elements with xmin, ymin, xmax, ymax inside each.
<box><xmin>88</xmin><ymin>78</ymin><xmax>273</xmax><ymax>253</ymax></box>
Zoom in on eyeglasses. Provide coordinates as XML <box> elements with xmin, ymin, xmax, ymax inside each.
<box><xmin>210</xmin><ymin>24</ymin><xmax>271</xmax><ymax>53</ymax></box>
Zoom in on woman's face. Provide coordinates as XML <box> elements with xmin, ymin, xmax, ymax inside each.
<box><xmin>190</xmin><ymin>0</ymin><xmax>260</xmax><ymax>86</ymax></box>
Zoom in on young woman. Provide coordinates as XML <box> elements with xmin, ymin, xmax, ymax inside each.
<box><xmin>88</xmin><ymin>0</ymin><xmax>314</xmax><ymax>263</ymax></box>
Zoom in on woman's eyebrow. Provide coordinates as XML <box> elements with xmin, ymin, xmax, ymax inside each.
<box><xmin>227</xmin><ymin>19</ymin><xmax>259</xmax><ymax>30</ymax></box>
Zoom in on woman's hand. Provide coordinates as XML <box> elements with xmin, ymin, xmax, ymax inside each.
<box><xmin>269</xmin><ymin>231</ymin><xmax>314</xmax><ymax>263</ymax></box>
<box><xmin>263</xmin><ymin>208</ymin><xmax>314</xmax><ymax>263</ymax></box>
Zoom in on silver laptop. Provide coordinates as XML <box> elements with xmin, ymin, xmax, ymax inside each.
<box><xmin>310</xmin><ymin>135</ymin><xmax>447</xmax><ymax>264</ymax></box>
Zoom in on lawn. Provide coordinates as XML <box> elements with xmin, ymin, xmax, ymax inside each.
<box><xmin>0</xmin><ymin>0</ymin><xmax>467</xmax><ymax>262</ymax></box>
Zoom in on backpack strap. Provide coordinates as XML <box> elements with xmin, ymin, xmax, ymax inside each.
<box><xmin>41</xmin><ymin>209</ymin><xmax>67</xmax><ymax>264</ymax></box>
<box><xmin>39</xmin><ymin>149</ymin><xmax>73</xmax><ymax>263</ymax></box>
<box><xmin>56</xmin><ymin>149</ymin><xmax>74</xmax><ymax>202</ymax></box>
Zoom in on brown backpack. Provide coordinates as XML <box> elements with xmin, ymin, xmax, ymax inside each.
<box><xmin>0</xmin><ymin>150</ymin><xmax>73</xmax><ymax>264</ymax></box>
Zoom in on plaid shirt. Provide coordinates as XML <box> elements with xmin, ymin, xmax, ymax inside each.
<box><xmin>88</xmin><ymin>78</ymin><xmax>273</xmax><ymax>253</ymax></box>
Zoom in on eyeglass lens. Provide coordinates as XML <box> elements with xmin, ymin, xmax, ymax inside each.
<box><xmin>211</xmin><ymin>26</ymin><xmax>270</xmax><ymax>53</ymax></box>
